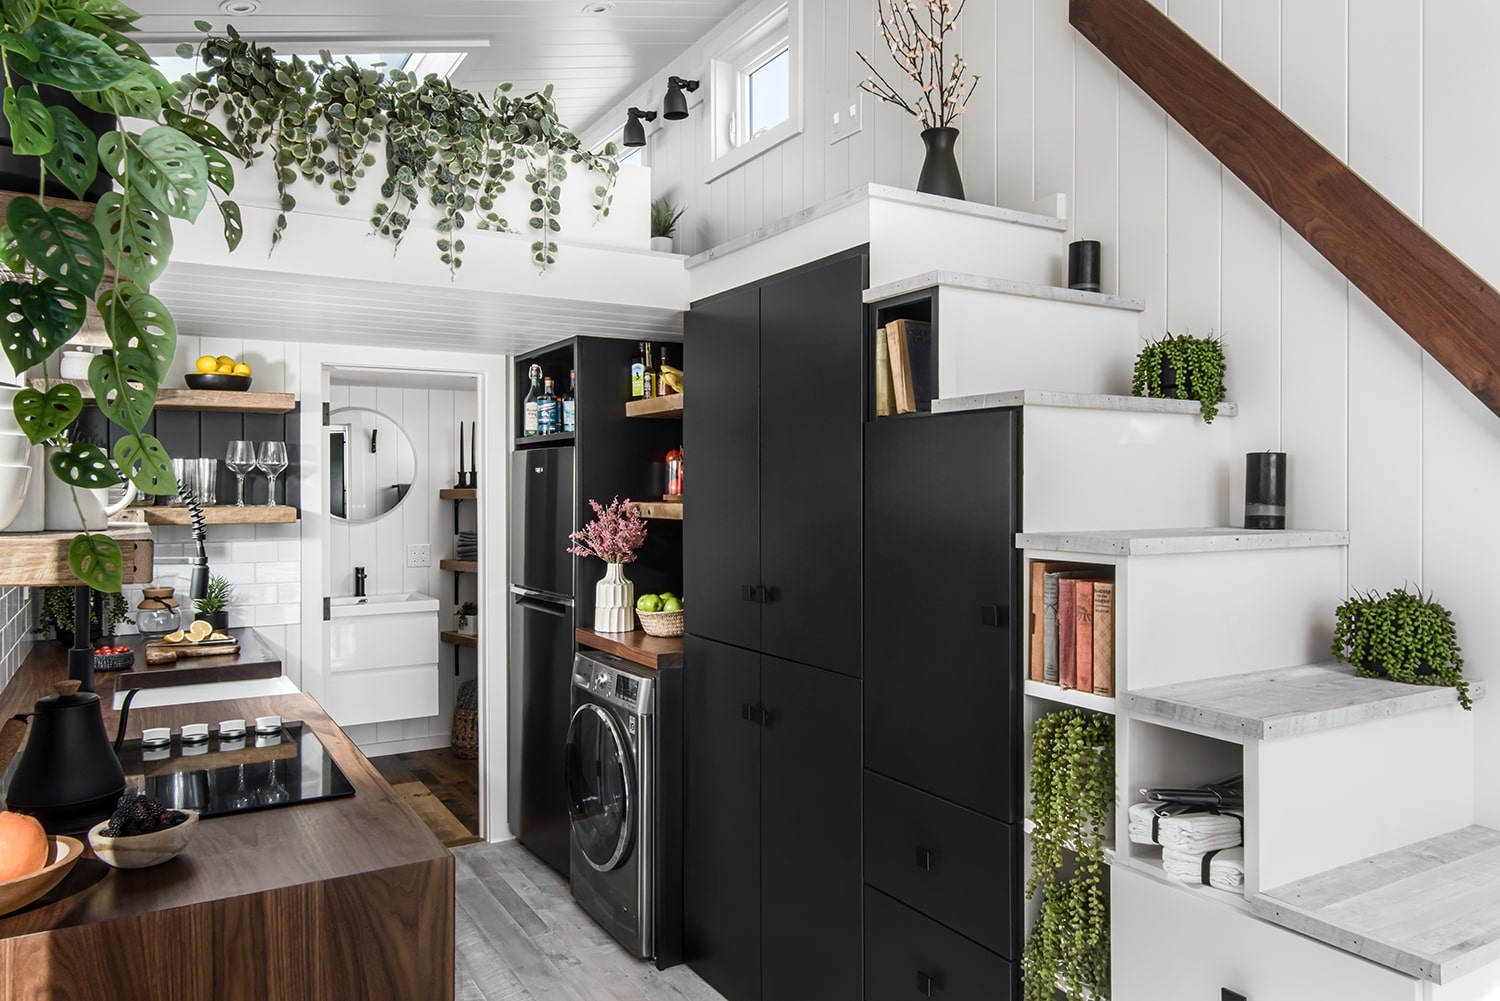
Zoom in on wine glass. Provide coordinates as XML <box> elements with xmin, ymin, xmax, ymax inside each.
<box><xmin>256</xmin><ymin>441</ymin><xmax>288</xmax><ymax>507</ymax></box>
<box><xmin>225</xmin><ymin>440</ymin><xmax>256</xmax><ymax>507</ymax></box>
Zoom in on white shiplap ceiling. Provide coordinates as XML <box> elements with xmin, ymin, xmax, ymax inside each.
<box><xmin>132</xmin><ymin>0</ymin><xmax>741</xmax><ymax>134</ymax></box>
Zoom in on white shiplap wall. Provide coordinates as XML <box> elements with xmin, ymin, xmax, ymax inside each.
<box><xmin>329</xmin><ymin>379</ymin><xmax>480</xmax><ymax>755</ymax></box>
<box><xmin>590</xmin><ymin>0</ymin><xmax>1500</xmax><ymax>825</ymax></box>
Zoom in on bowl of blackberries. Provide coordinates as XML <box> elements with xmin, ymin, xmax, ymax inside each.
<box><xmin>87</xmin><ymin>793</ymin><xmax>197</xmax><ymax>869</ymax></box>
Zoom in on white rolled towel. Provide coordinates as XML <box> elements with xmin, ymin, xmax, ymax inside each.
<box><xmin>1127</xmin><ymin>801</ymin><xmax>1242</xmax><ymax>852</ymax></box>
<box><xmin>1162</xmin><ymin>846</ymin><xmax>1245</xmax><ymax>892</ymax></box>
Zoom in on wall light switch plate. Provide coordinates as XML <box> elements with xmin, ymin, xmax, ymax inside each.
<box><xmin>407</xmin><ymin>544</ymin><xmax>432</xmax><ymax>568</ymax></box>
<box><xmin>829</xmin><ymin>91</ymin><xmax>863</xmax><ymax>144</ymax></box>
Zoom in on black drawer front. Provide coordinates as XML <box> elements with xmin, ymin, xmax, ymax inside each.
<box><xmin>863</xmin><ymin>773</ymin><xmax>1015</xmax><ymax>958</ymax></box>
<box><xmin>864</xmin><ymin>888</ymin><xmax>1014</xmax><ymax>1001</ymax></box>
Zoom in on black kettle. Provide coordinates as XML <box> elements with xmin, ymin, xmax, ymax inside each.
<box><xmin>0</xmin><ymin>681</ymin><xmax>138</xmax><ymax>835</ymax></box>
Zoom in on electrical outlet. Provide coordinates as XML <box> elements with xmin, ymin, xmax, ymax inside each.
<box><xmin>407</xmin><ymin>544</ymin><xmax>432</xmax><ymax>568</ymax></box>
<box><xmin>829</xmin><ymin>91</ymin><xmax>863</xmax><ymax>143</ymax></box>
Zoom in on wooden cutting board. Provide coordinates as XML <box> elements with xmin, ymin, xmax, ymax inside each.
<box><xmin>145</xmin><ymin>639</ymin><xmax>240</xmax><ymax>665</ymax></box>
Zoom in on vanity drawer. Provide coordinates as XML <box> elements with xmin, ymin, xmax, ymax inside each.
<box><xmin>864</xmin><ymin>772</ymin><xmax>1016</xmax><ymax>957</ymax></box>
<box><xmin>865</xmin><ymin>887</ymin><xmax>1014</xmax><ymax>1001</ymax></box>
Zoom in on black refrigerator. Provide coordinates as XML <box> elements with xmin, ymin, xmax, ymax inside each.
<box><xmin>509</xmin><ymin>445</ymin><xmax>575</xmax><ymax>875</ymax></box>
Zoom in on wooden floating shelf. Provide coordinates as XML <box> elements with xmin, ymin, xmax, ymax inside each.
<box><xmin>0</xmin><ymin>524</ymin><xmax>154</xmax><ymax>587</ymax></box>
<box><xmin>625</xmin><ymin>394</ymin><xmax>684</xmax><ymax>419</ymax></box>
<box><xmin>439</xmin><ymin>488</ymin><xmax>477</xmax><ymax>500</ymax></box>
<box><xmin>440</xmin><ymin>630</ymin><xmax>477</xmax><ymax>648</ymax></box>
<box><xmin>138</xmin><ymin>505</ymin><xmax>298</xmax><ymax>526</ymax></box>
<box><xmin>576</xmin><ymin>627</ymin><xmax>683</xmax><ymax>671</ymax></box>
<box><xmin>440</xmin><ymin>559</ymin><xmax>478</xmax><ymax>573</ymax></box>
<box><xmin>30</xmin><ymin>379</ymin><xmax>296</xmax><ymax>415</ymax></box>
<box><xmin>636</xmin><ymin>500</ymin><xmax>683</xmax><ymax>521</ymax></box>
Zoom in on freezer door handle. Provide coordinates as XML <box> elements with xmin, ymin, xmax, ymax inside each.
<box><xmin>515</xmin><ymin>596</ymin><xmax>567</xmax><ymax>617</ymax></box>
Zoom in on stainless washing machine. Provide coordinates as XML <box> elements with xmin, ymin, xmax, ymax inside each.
<box><xmin>565</xmin><ymin>651</ymin><xmax>656</xmax><ymax>959</ymax></box>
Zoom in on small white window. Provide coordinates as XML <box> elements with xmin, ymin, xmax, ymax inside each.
<box><xmin>707</xmin><ymin>0</ymin><xmax>802</xmax><ymax>179</ymax></box>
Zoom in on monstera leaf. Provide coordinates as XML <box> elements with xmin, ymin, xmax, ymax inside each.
<box><xmin>49</xmin><ymin>440</ymin><xmax>122</xmax><ymax>488</ymax></box>
<box><xmin>97</xmin><ymin>283</ymin><xmax>175</xmax><ymax>380</ymax></box>
<box><xmin>7</xmin><ymin>196</ymin><xmax>105</xmax><ymax>297</ymax></box>
<box><xmin>11</xmin><ymin>20</ymin><xmax>134</xmax><ymax>92</ymax></box>
<box><xmin>0</xmin><ymin>277</ymin><xmax>85</xmax><ymax>373</ymax></box>
<box><xmin>12</xmin><ymin>383</ymin><xmax>81</xmax><ymax>444</ymax></box>
<box><xmin>87</xmin><ymin>345</ymin><xmax>157</xmax><ymax>431</ymax></box>
<box><xmin>3</xmin><ymin>84</ymin><xmax>54</xmax><ymax>155</ymax></box>
<box><xmin>68</xmin><ymin>530</ymin><xmax>122</xmax><ymax>591</ymax></box>
<box><xmin>94</xmin><ymin>190</ymin><xmax>172</xmax><ymax>286</ymax></box>
<box><xmin>99</xmin><ymin>126</ymin><xmax>208</xmax><ymax>222</ymax></box>
<box><xmin>44</xmin><ymin>103</ymin><xmax>101</xmax><ymax>199</ymax></box>
<box><xmin>113</xmin><ymin>431</ymin><xmax>174</xmax><ymax>496</ymax></box>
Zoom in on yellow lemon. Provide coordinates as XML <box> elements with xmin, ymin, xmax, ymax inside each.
<box><xmin>216</xmin><ymin>363</ymin><xmax>234</xmax><ymax>375</ymax></box>
<box><xmin>187</xmin><ymin>619</ymin><xmax>214</xmax><ymax>642</ymax></box>
<box><xmin>216</xmin><ymin>355</ymin><xmax>235</xmax><ymax>368</ymax></box>
<box><xmin>232</xmin><ymin>362</ymin><xmax>251</xmax><ymax>377</ymax></box>
<box><xmin>195</xmin><ymin>355</ymin><xmax>218</xmax><ymax>374</ymax></box>
<box><xmin>163</xmin><ymin>630</ymin><xmax>186</xmax><ymax>644</ymax></box>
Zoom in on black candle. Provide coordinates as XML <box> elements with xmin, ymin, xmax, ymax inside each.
<box><xmin>1245</xmin><ymin>452</ymin><xmax>1286</xmax><ymax>530</ymax></box>
<box><xmin>1068</xmin><ymin>240</ymin><xmax>1101</xmax><ymax>292</ymax></box>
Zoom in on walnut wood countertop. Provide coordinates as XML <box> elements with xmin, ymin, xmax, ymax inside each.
<box><xmin>0</xmin><ymin>640</ymin><xmax>454</xmax><ymax>1000</ymax></box>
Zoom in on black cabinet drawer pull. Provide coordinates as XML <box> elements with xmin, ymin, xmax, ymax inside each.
<box><xmin>742</xmin><ymin>584</ymin><xmax>758</xmax><ymax>603</ymax></box>
<box><xmin>980</xmin><ymin>604</ymin><xmax>1006</xmax><ymax>628</ymax></box>
<box><xmin>916</xmin><ymin>970</ymin><xmax>940</xmax><ymax>996</ymax></box>
<box><xmin>915</xmin><ymin>847</ymin><xmax>933</xmax><ymax>871</ymax></box>
<box><xmin>741</xmin><ymin>703</ymin><xmax>769</xmax><ymax>726</ymax></box>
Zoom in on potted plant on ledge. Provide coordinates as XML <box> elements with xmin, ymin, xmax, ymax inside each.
<box><xmin>455</xmin><ymin>601</ymin><xmax>478</xmax><ymax>635</ymax></box>
<box><xmin>194</xmin><ymin>575</ymin><xmax>234</xmax><ymax>631</ymax></box>
<box><xmin>1332</xmin><ymin>586</ymin><xmax>1472</xmax><ymax>709</ymax></box>
<box><xmin>650</xmin><ymin>198</ymin><xmax>684</xmax><ymax>253</ymax></box>
<box><xmin>1131</xmin><ymin>331</ymin><xmax>1227</xmax><ymax>423</ymax></box>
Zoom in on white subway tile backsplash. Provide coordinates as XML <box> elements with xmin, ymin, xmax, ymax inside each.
<box><xmin>256</xmin><ymin>603</ymin><xmax>299</xmax><ymax>626</ymax></box>
<box><xmin>204</xmin><ymin>543</ymin><xmax>233</xmax><ymax>563</ymax></box>
<box><xmin>277</xmin><ymin>540</ymin><xmax>301</xmax><ymax>562</ymax></box>
<box><xmin>254</xmin><ymin>561</ymin><xmax>301</xmax><ymax>584</ymax></box>
<box><xmin>210</xmin><ymin>562</ymin><xmax>257</xmax><ymax>585</ymax></box>
<box><xmin>277</xmin><ymin>583</ymin><xmax>301</xmax><ymax>604</ymax></box>
<box><xmin>233</xmin><ymin>584</ymin><xmax>280</xmax><ymax>606</ymax></box>
<box><xmin>233</xmin><ymin>540</ymin><xmax>279</xmax><ymax>564</ymax></box>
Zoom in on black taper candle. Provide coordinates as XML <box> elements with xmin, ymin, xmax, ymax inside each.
<box><xmin>1245</xmin><ymin>451</ymin><xmax>1287</xmax><ymax>530</ymax></box>
<box><xmin>1068</xmin><ymin>239</ymin><xmax>1101</xmax><ymax>292</ymax></box>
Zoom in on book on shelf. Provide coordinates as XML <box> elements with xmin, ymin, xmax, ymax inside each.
<box><xmin>874</xmin><ymin>326</ymin><xmax>896</xmax><ymax>416</ymax></box>
<box><xmin>1092</xmin><ymin>581</ymin><xmax>1115</xmax><ymax>696</ymax></box>
<box><xmin>885</xmin><ymin>318</ymin><xmax>933</xmax><ymax>414</ymax></box>
<box><xmin>1058</xmin><ymin>578</ymin><xmax>1078</xmax><ymax>689</ymax></box>
<box><xmin>1029</xmin><ymin>561</ymin><xmax>1072</xmax><ymax>682</ymax></box>
<box><xmin>1042</xmin><ymin>571</ymin><xmax>1061</xmax><ymax>684</ymax></box>
<box><xmin>1075</xmin><ymin>579</ymin><xmax>1095</xmax><ymax>693</ymax></box>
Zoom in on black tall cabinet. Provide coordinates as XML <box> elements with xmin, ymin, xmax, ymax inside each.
<box><xmin>682</xmin><ymin>247</ymin><xmax>868</xmax><ymax>1001</ymax></box>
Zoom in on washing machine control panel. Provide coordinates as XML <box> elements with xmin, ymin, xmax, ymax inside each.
<box><xmin>574</xmin><ymin>653</ymin><xmax>655</xmax><ymax>715</ymax></box>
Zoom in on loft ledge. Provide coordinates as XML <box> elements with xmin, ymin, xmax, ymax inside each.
<box><xmin>934</xmin><ymin>389</ymin><xmax>1237</xmax><ymax>418</ymax></box>
<box><xmin>1127</xmin><ymin>662</ymin><xmax>1482</xmax><ymax>741</ymax></box>
<box><xmin>1016</xmin><ymin>527</ymin><xmax>1350</xmax><ymax>556</ymax></box>
<box><xmin>864</xmin><ymin>271</ymin><xmax>1146</xmax><ymax>312</ymax></box>
<box><xmin>1251</xmin><ymin>826</ymin><xmax>1500</xmax><ymax>984</ymax></box>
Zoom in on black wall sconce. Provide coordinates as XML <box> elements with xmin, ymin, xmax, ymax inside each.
<box><xmin>663</xmin><ymin>76</ymin><xmax>700</xmax><ymax>120</ymax></box>
<box><xmin>623</xmin><ymin>106</ymin><xmax>656</xmax><ymax>147</ymax></box>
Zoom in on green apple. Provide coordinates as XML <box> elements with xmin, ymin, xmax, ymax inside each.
<box><xmin>660</xmin><ymin>596</ymin><xmax>682</xmax><ymax>612</ymax></box>
<box><xmin>660</xmin><ymin>591</ymin><xmax>677</xmax><ymax>601</ymax></box>
<box><xmin>636</xmin><ymin>594</ymin><xmax>662</xmax><ymax>612</ymax></box>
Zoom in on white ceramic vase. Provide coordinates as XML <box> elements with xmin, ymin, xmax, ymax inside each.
<box><xmin>650</xmin><ymin>236</ymin><xmax>674</xmax><ymax>253</ymax></box>
<box><xmin>594</xmin><ymin>562</ymin><xmax>635</xmax><ymax>633</ymax></box>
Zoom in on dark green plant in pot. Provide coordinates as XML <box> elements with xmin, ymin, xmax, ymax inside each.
<box><xmin>172</xmin><ymin>28</ymin><xmax>620</xmax><ymax>273</ymax></box>
<box><xmin>0</xmin><ymin>5</ymin><xmax>242</xmax><ymax>592</ymax></box>
<box><xmin>1131</xmin><ymin>331</ymin><xmax>1227</xmax><ymax>423</ymax></box>
<box><xmin>1024</xmin><ymin>708</ymin><xmax>1113</xmax><ymax>1001</ymax></box>
<box><xmin>650</xmin><ymin>197</ymin><xmax>684</xmax><ymax>239</ymax></box>
<box><xmin>37</xmin><ymin>585</ymin><xmax>129</xmax><ymax>641</ymax></box>
<box><xmin>1332</xmin><ymin>586</ymin><xmax>1471</xmax><ymax>709</ymax></box>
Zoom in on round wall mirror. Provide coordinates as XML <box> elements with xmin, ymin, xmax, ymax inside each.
<box><xmin>328</xmin><ymin>407</ymin><xmax>417</xmax><ymax>522</ymax></box>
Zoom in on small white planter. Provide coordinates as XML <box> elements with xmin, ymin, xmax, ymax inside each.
<box><xmin>650</xmin><ymin>236</ymin><xmax>674</xmax><ymax>253</ymax></box>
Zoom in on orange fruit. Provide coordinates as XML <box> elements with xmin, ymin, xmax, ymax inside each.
<box><xmin>0</xmin><ymin>811</ymin><xmax>48</xmax><ymax>881</ymax></box>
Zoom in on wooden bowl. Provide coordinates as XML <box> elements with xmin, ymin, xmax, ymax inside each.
<box><xmin>88</xmin><ymin>811</ymin><xmax>198</xmax><ymax>869</ymax></box>
<box><xmin>0</xmin><ymin>836</ymin><xmax>84</xmax><ymax>915</ymax></box>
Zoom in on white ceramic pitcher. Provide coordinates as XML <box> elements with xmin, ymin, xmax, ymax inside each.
<box><xmin>42</xmin><ymin>448</ymin><xmax>137</xmax><ymax>530</ymax></box>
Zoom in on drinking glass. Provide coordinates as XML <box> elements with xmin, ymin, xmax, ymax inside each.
<box><xmin>225</xmin><ymin>440</ymin><xmax>256</xmax><ymax>507</ymax></box>
<box><xmin>256</xmin><ymin>441</ymin><xmax>288</xmax><ymax>507</ymax></box>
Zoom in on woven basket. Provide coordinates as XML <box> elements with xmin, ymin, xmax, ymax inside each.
<box><xmin>636</xmin><ymin>608</ymin><xmax>684</xmax><ymax>637</ymax></box>
<box><xmin>451</xmin><ymin>708</ymin><xmax>478</xmax><ymax>759</ymax></box>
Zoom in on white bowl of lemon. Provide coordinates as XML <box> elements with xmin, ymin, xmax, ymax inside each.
<box><xmin>185</xmin><ymin>354</ymin><xmax>253</xmax><ymax>391</ymax></box>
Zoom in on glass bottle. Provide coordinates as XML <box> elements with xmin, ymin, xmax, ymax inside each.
<box><xmin>630</xmin><ymin>342</ymin><xmax>645</xmax><ymax>398</ymax></box>
<box><xmin>657</xmin><ymin>345</ymin><xmax>673</xmax><ymax>396</ymax></box>
<box><xmin>538</xmin><ymin>376</ymin><xmax>559</xmax><ymax>435</ymax></box>
<box><xmin>642</xmin><ymin>342</ymin><xmax>657</xmax><ymax>398</ymax></box>
<box><xmin>523</xmin><ymin>364</ymin><xmax>542</xmax><ymax>436</ymax></box>
<box><xmin>562</xmin><ymin>369</ymin><xmax>576</xmax><ymax>432</ymax></box>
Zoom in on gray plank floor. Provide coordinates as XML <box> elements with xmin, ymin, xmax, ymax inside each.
<box><xmin>453</xmin><ymin>840</ymin><xmax>727</xmax><ymax>1001</ymax></box>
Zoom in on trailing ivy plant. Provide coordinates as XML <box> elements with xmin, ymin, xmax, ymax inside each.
<box><xmin>1131</xmin><ymin>331</ymin><xmax>1227</xmax><ymax>423</ymax></box>
<box><xmin>172</xmin><ymin>28</ymin><xmax>620</xmax><ymax>272</ymax></box>
<box><xmin>0</xmin><ymin>3</ymin><xmax>241</xmax><ymax>592</ymax></box>
<box><xmin>1332</xmin><ymin>585</ymin><xmax>1472</xmax><ymax>709</ymax></box>
<box><xmin>1024</xmin><ymin>708</ymin><xmax>1114</xmax><ymax>1001</ymax></box>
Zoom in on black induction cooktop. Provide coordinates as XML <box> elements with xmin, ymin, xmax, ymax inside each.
<box><xmin>115</xmin><ymin>722</ymin><xmax>355</xmax><ymax>818</ymax></box>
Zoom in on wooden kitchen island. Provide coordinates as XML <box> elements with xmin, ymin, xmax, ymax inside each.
<box><xmin>0</xmin><ymin>640</ymin><xmax>454</xmax><ymax>1000</ymax></box>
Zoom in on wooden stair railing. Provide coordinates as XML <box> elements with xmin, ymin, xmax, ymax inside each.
<box><xmin>1071</xmin><ymin>0</ymin><xmax>1500</xmax><ymax>420</ymax></box>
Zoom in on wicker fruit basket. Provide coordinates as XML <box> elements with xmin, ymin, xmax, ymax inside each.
<box><xmin>636</xmin><ymin>608</ymin><xmax>684</xmax><ymax>638</ymax></box>
<box><xmin>451</xmin><ymin>679</ymin><xmax>478</xmax><ymax>759</ymax></box>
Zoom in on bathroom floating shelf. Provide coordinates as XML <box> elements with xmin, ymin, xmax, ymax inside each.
<box><xmin>438</xmin><ymin>488</ymin><xmax>477</xmax><ymax>501</ymax></box>
<box><xmin>439</xmin><ymin>559</ymin><xmax>477</xmax><ymax>574</ymax></box>
<box><xmin>137</xmin><ymin>505</ymin><xmax>298</xmax><ymax>526</ymax></box>
<box><xmin>0</xmin><ymin>524</ymin><xmax>154</xmax><ymax>587</ymax></box>
<box><xmin>625</xmin><ymin>394</ymin><xmax>684</xmax><ymax>419</ymax></box>
<box><xmin>29</xmin><ymin>379</ymin><xmax>296</xmax><ymax>415</ymax></box>
<box><xmin>440</xmin><ymin>630</ymin><xmax>477</xmax><ymax>649</ymax></box>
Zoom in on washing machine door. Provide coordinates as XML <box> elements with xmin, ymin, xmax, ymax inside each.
<box><xmin>564</xmin><ymin>702</ymin><xmax>634</xmax><ymax>871</ymax></box>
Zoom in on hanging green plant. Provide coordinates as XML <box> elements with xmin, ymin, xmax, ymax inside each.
<box><xmin>1332</xmin><ymin>585</ymin><xmax>1472</xmax><ymax>709</ymax></box>
<box><xmin>1131</xmin><ymin>331</ymin><xmax>1227</xmax><ymax>423</ymax></box>
<box><xmin>172</xmin><ymin>28</ymin><xmax>620</xmax><ymax>273</ymax></box>
<box><xmin>1</xmin><ymin>5</ymin><xmax>241</xmax><ymax>592</ymax></box>
<box><xmin>1024</xmin><ymin>708</ymin><xmax>1113</xmax><ymax>1001</ymax></box>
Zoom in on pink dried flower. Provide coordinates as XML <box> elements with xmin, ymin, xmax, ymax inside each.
<box><xmin>567</xmin><ymin>496</ymin><xmax>648</xmax><ymax>564</ymax></box>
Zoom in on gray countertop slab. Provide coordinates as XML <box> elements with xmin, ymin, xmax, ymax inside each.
<box><xmin>863</xmin><ymin>270</ymin><xmax>1146</xmax><ymax>311</ymax></box>
<box><xmin>1126</xmin><ymin>662</ymin><xmax>1482</xmax><ymax>740</ymax></box>
<box><xmin>933</xmin><ymin>389</ymin><xmax>1238</xmax><ymax>418</ymax></box>
<box><xmin>1015</xmin><ymin>527</ymin><xmax>1350</xmax><ymax>556</ymax></box>
<box><xmin>1251</xmin><ymin>826</ymin><xmax>1500</xmax><ymax>984</ymax></box>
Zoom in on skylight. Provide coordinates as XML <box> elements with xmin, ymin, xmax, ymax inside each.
<box><xmin>153</xmin><ymin>50</ymin><xmax>466</xmax><ymax>83</ymax></box>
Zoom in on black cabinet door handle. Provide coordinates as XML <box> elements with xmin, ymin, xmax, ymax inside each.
<box><xmin>916</xmin><ymin>970</ymin><xmax>940</xmax><ymax>996</ymax></box>
<box><xmin>759</xmin><ymin>705</ymin><xmax>773</xmax><ymax>729</ymax></box>
<box><xmin>980</xmin><ymin>604</ymin><xmax>1006</xmax><ymax>628</ymax></box>
<box><xmin>762</xmin><ymin>585</ymin><xmax>779</xmax><ymax>604</ymax></box>
<box><xmin>742</xmin><ymin>585</ymin><xmax>758</xmax><ymax>603</ymax></box>
<box><xmin>915</xmin><ymin>847</ymin><xmax>933</xmax><ymax>871</ymax></box>
<box><xmin>742</xmin><ymin>703</ymin><xmax>766</xmax><ymax>726</ymax></box>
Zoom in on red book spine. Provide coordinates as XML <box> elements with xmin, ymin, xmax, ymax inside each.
<box><xmin>1058</xmin><ymin>579</ymin><xmax>1077</xmax><ymax>689</ymax></box>
<box><xmin>1075</xmin><ymin>581</ymin><xmax>1095</xmax><ymax>694</ymax></box>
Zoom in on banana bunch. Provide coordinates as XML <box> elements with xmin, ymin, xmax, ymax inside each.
<box><xmin>661</xmin><ymin>363</ymin><xmax>685</xmax><ymax>393</ymax></box>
